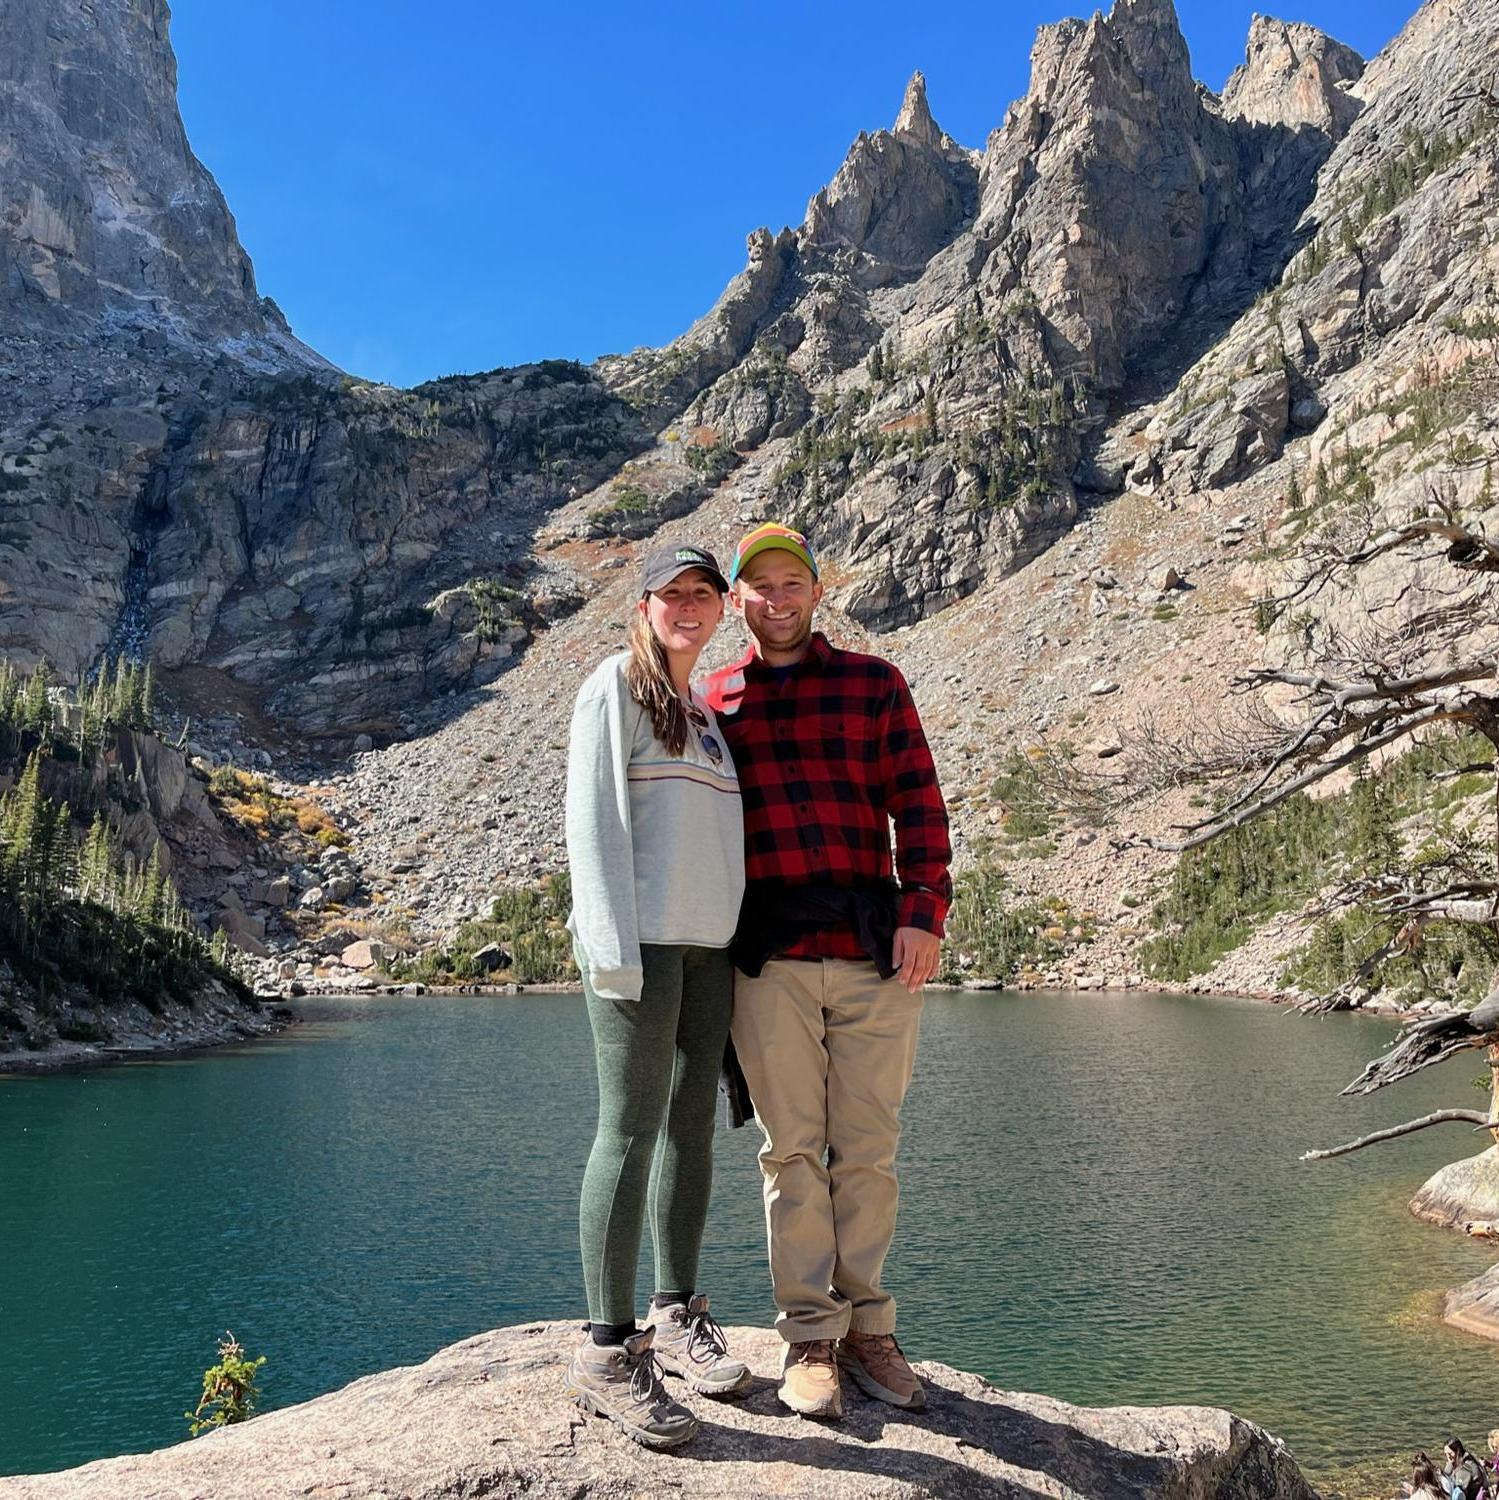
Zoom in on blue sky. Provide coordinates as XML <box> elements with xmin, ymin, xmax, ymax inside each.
<box><xmin>173</xmin><ymin>0</ymin><xmax>1416</xmax><ymax>388</ymax></box>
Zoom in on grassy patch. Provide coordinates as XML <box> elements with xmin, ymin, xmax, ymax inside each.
<box><xmin>209</xmin><ymin>767</ymin><xmax>347</xmax><ymax>847</ymax></box>
<box><xmin>588</xmin><ymin>481</ymin><xmax>655</xmax><ymax>525</ymax></box>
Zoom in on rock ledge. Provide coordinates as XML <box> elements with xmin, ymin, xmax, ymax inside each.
<box><xmin>0</xmin><ymin>1322</ymin><xmax>1316</xmax><ymax>1499</ymax></box>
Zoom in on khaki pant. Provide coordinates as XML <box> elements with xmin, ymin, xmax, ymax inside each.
<box><xmin>731</xmin><ymin>958</ymin><xmax>923</xmax><ymax>1342</ymax></box>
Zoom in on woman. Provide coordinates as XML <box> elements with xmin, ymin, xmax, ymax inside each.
<box><xmin>1406</xmin><ymin>1454</ymin><xmax>1448</xmax><ymax>1500</ymax></box>
<box><xmin>1442</xmin><ymin>1440</ymin><xmax>1487</xmax><ymax>1500</ymax></box>
<box><xmin>561</xmin><ymin>542</ymin><xmax>749</xmax><ymax>1450</ymax></box>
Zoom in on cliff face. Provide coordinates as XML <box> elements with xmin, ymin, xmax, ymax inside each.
<box><xmin>592</xmin><ymin>0</ymin><xmax>1368</xmax><ymax>632</ymax></box>
<box><xmin>1</xmin><ymin>366</ymin><xmax>652</xmax><ymax>733</ymax></box>
<box><xmin>0</xmin><ymin>0</ymin><xmax>317</xmax><ymax>373</ymax></box>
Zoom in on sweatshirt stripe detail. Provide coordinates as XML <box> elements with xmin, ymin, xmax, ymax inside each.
<box><xmin>624</xmin><ymin>772</ymin><xmax>742</xmax><ymax>796</ymax></box>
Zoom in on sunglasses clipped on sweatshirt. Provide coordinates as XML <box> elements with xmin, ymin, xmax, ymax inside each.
<box><xmin>685</xmin><ymin>703</ymin><xmax>723</xmax><ymax>766</ymax></box>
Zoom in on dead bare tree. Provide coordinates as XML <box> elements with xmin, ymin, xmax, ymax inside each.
<box><xmin>1114</xmin><ymin>492</ymin><xmax>1499</xmax><ymax>1162</ymax></box>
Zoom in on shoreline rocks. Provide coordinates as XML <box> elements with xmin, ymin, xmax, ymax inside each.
<box><xmin>0</xmin><ymin>993</ymin><xmax>291</xmax><ymax>1077</ymax></box>
<box><xmin>1444</xmin><ymin>1261</ymin><xmax>1499</xmax><ymax>1343</ymax></box>
<box><xmin>1409</xmin><ymin>1146</ymin><xmax>1499</xmax><ymax>1232</ymax></box>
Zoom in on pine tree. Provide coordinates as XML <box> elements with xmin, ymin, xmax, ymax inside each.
<box><xmin>110</xmin><ymin>656</ymin><xmax>131</xmax><ymax>726</ymax></box>
<box><xmin>36</xmin><ymin>798</ymin><xmax>75</xmax><ymax>902</ymax></box>
<box><xmin>1</xmin><ymin>750</ymin><xmax>45</xmax><ymax>904</ymax></box>
<box><xmin>138</xmin><ymin>843</ymin><xmax>166</xmax><ymax>924</ymax></box>
<box><xmin>135</xmin><ymin>663</ymin><xmax>155</xmax><ymax>728</ymax></box>
<box><xmin>21</xmin><ymin>664</ymin><xmax>50</xmax><ymax>742</ymax></box>
<box><xmin>0</xmin><ymin>660</ymin><xmax>18</xmax><ymax>752</ymax></box>
<box><xmin>1313</xmin><ymin>461</ymin><xmax>1332</xmax><ymax>505</ymax></box>
<box><xmin>79</xmin><ymin>812</ymin><xmax>110</xmax><ymax>904</ymax></box>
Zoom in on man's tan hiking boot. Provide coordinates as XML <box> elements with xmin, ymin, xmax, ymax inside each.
<box><xmin>838</xmin><ymin>1330</ymin><xmax>925</xmax><ymax>1410</ymax></box>
<box><xmin>778</xmin><ymin>1338</ymin><xmax>843</xmax><ymax>1419</ymax></box>
<box><xmin>645</xmin><ymin>1295</ymin><xmax>752</xmax><ymax>1398</ymax></box>
<box><xmin>562</xmin><ymin>1327</ymin><xmax>698</xmax><ymax>1449</ymax></box>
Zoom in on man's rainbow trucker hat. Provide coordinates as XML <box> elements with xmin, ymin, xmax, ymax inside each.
<box><xmin>729</xmin><ymin>522</ymin><xmax>819</xmax><ymax>584</ymax></box>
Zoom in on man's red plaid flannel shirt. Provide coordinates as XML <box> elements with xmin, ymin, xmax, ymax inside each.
<box><xmin>703</xmin><ymin>632</ymin><xmax>952</xmax><ymax>963</ymax></box>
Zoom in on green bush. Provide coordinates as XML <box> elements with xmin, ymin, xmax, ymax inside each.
<box><xmin>683</xmin><ymin>440</ymin><xmax>738</xmax><ymax>483</ymax></box>
<box><xmin>464</xmin><ymin>578</ymin><xmax>525</xmax><ymax>643</ymax></box>
<box><xmin>941</xmin><ymin>865</ymin><xmax>1062</xmax><ymax>983</ymax></box>
<box><xmin>987</xmin><ymin>749</ymin><xmax>1061</xmax><ymax>857</ymax></box>
<box><xmin>186</xmin><ymin>1334</ymin><xmax>266</xmax><ymax>1436</ymax></box>
<box><xmin>396</xmin><ymin>872</ymin><xmax>576</xmax><ymax>985</ymax></box>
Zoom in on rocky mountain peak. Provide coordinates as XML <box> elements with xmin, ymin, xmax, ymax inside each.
<box><xmin>973</xmin><ymin>0</ymin><xmax>1244</xmax><ymax>388</ymax></box>
<box><xmin>1221</xmin><ymin>15</ymin><xmax>1364</xmax><ymax>135</ymax></box>
<box><xmin>893</xmin><ymin>70</ymin><xmax>943</xmax><ymax>147</ymax></box>
<box><xmin>0</xmin><ymin>0</ymin><xmax>324</xmax><ymax>374</ymax></box>
<box><xmin>800</xmin><ymin>76</ymin><xmax>977</xmax><ymax>286</ymax></box>
<box><xmin>1101</xmin><ymin>0</ymin><xmax>1195</xmax><ymax>87</ymax></box>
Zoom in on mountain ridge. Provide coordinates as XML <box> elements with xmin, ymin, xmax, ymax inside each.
<box><xmin>2</xmin><ymin>0</ymin><xmax>1497</xmax><ymax>1013</ymax></box>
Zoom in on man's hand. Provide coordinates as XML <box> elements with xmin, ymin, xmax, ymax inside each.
<box><xmin>891</xmin><ymin>926</ymin><xmax>941</xmax><ymax>993</ymax></box>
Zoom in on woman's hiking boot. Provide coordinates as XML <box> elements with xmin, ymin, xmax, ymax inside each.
<box><xmin>778</xmin><ymin>1338</ymin><xmax>843</xmax><ymax>1419</ymax></box>
<box><xmin>838</xmin><ymin>1330</ymin><xmax>925</xmax><ymax>1410</ymax></box>
<box><xmin>562</xmin><ymin>1327</ymin><xmax>698</xmax><ymax>1449</ymax></box>
<box><xmin>644</xmin><ymin>1294</ymin><xmax>752</xmax><ymax>1398</ymax></box>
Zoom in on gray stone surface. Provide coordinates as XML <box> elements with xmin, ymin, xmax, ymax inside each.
<box><xmin>1410</xmin><ymin>1146</ymin><xmax>1499</xmax><ymax>1230</ymax></box>
<box><xmin>0</xmin><ymin>1323</ymin><xmax>1317</xmax><ymax>1500</ymax></box>
<box><xmin>1445</xmin><ymin>1260</ymin><xmax>1499</xmax><ymax>1342</ymax></box>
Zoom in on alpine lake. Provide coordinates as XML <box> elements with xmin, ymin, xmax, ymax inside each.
<box><xmin>3</xmin><ymin>987</ymin><xmax>1496</xmax><ymax>1492</ymax></box>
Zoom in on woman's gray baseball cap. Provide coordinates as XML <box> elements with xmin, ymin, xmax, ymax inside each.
<box><xmin>639</xmin><ymin>543</ymin><xmax>729</xmax><ymax>595</ymax></box>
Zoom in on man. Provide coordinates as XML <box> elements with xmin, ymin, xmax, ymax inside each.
<box><xmin>704</xmin><ymin>521</ymin><xmax>952</xmax><ymax>1421</ymax></box>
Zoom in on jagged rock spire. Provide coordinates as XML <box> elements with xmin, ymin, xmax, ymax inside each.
<box><xmin>1221</xmin><ymin>15</ymin><xmax>1364</xmax><ymax>137</ymax></box>
<box><xmin>894</xmin><ymin>70</ymin><xmax>942</xmax><ymax>147</ymax></box>
<box><xmin>1102</xmin><ymin>0</ymin><xmax>1193</xmax><ymax>89</ymax></box>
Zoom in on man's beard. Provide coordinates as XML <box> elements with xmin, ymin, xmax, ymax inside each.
<box><xmin>749</xmin><ymin>612</ymin><xmax>812</xmax><ymax>654</ymax></box>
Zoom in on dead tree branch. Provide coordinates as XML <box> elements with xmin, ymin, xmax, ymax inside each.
<box><xmin>1301</xmin><ymin>1109</ymin><xmax>1497</xmax><ymax>1161</ymax></box>
<box><xmin>1135</xmin><ymin>703</ymin><xmax>1456</xmax><ymax>851</ymax></box>
<box><xmin>1340</xmin><ymin>991</ymin><xmax>1499</xmax><ymax>1094</ymax></box>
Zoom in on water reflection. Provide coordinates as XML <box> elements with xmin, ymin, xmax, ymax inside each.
<box><xmin>1</xmin><ymin>988</ymin><xmax>1495</xmax><ymax>1480</ymax></box>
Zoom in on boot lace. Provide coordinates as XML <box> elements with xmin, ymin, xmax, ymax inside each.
<box><xmin>848</xmin><ymin>1332</ymin><xmax>906</xmax><ymax>1376</ymax></box>
<box><xmin>793</xmin><ymin>1338</ymin><xmax>838</xmax><ymax>1367</ymax></box>
<box><xmin>684</xmin><ymin>1305</ymin><xmax>731</xmax><ymax>1366</ymax></box>
<box><xmin>629</xmin><ymin>1346</ymin><xmax>669</xmax><ymax>1406</ymax></box>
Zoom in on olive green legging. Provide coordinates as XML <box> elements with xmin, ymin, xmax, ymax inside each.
<box><xmin>578</xmin><ymin>942</ymin><xmax>733</xmax><ymax>1326</ymax></box>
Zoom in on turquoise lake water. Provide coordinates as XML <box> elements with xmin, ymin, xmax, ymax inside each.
<box><xmin>2</xmin><ymin>988</ymin><xmax>1496</xmax><ymax>1481</ymax></box>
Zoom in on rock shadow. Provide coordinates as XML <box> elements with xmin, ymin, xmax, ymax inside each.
<box><xmin>679</xmin><ymin>1374</ymin><xmax>1226</xmax><ymax>1499</ymax></box>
